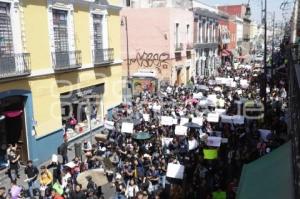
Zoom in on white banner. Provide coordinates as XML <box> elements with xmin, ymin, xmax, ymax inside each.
<box><xmin>104</xmin><ymin>120</ymin><xmax>114</xmax><ymax>130</ymax></box>
<box><xmin>161</xmin><ymin>116</ymin><xmax>174</xmax><ymax>126</ymax></box>
<box><xmin>193</xmin><ymin>92</ymin><xmax>203</xmax><ymax>99</ymax></box>
<box><xmin>259</xmin><ymin>129</ymin><xmax>272</xmax><ymax>142</ymax></box>
<box><xmin>175</xmin><ymin>125</ymin><xmax>187</xmax><ymax>136</ymax></box>
<box><xmin>162</xmin><ymin>137</ymin><xmax>173</xmax><ymax>147</ymax></box>
<box><xmin>207</xmin><ymin>136</ymin><xmax>222</xmax><ymax>147</ymax></box>
<box><xmin>215</xmin><ymin>109</ymin><xmax>226</xmax><ymax>115</ymax></box>
<box><xmin>121</xmin><ymin>122</ymin><xmax>134</xmax><ymax>134</ymax></box>
<box><xmin>180</xmin><ymin>117</ymin><xmax>189</xmax><ymax>126</ymax></box>
<box><xmin>188</xmin><ymin>139</ymin><xmax>199</xmax><ymax>150</ymax></box>
<box><xmin>192</xmin><ymin>117</ymin><xmax>203</xmax><ymax>126</ymax></box>
<box><xmin>207</xmin><ymin>113</ymin><xmax>219</xmax><ymax>123</ymax></box>
<box><xmin>143</xmin><ymin>114</ymin><xmax>150</xmax><ymax>122</ymax></box>
<box><xmin>166</xmin><ymin>163</ymin><xmax>184</xmax><ymax>179</ymax></box>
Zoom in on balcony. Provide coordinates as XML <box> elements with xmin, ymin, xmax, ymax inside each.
<box><xmin>52</xmin><ymin>51</ymin><xmax>82</xmax><ymax>71</ymax></box>
<box><xmin>175</xmin><ymin>43</ymin><xmax>183</xmax><ymax>52</ymax></box>
<box><xmin>186</xmin><ymin>43</ymin><xmax>194</xmax><ymax>50</ymax></box>
<box><xmin>93</xmin><ymin>48</ymin><xmax>114</xmax><ymax>65</ymax></box>
<box><xmin>0</xmin><ymin>53</ymin><xmax>31</xmax><ymax>79</ymax></box>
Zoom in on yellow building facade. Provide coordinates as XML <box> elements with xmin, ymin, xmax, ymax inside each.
<box><xmin>0</xmin><ymin>0</ymin><xmax>123</xmax><ymax>165</ymax></box>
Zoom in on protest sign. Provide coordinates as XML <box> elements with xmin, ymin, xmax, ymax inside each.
<box><xmin>166</xmin><ymin>163</ymin><xmax>184</xmax><ymax>179</ymax></box>
<box><xmin>65</xmin><ymin>161</ymin><xmax>77</xmax><ymax>169</ymax></box>
<box><xmin>180</xmin><ymin>117</ymin><xmax>189</xmax><ymax>126</ymax></box>
<box><xmin>199</xmin><ymin>99</ymin><xmax>208</xmax><ymax>107</ymax></box>
<box><xmin>175</xmin><ymin>125</ymin><xmax>187</xmax><ymax>136</ymax></box>
<box><xmin>220</xmin><ymin>115</ymin><xmax>233</xmax><ymax>123</ymax></box>
<box><xmin>192</xmin><ymin>117</ymin><xmax>203</xmax><ymax>126</ymax></box>
<box><xmin>104</xmin><ymin>120</ymin><xmax>114</xmax><ymax>130</ymax></box>
<box><xmin>161</xmin><ymin>116</ymin><xmax>174</xmax><ymax>126</ymax></box>
<box><xmin>188</xmin><ymin>139</ymin><xmax>199</xmax><ymax>150</ymax></box>
<box><xmin>162</xmin><ymin>137</ymin><xmax>173</xmax><ymax>147</ymax></box>
<box><xmin>259</xmin><ymin>129</ymin><xmax>272</xmax><ymax>142</ymax></box>
<box><xmin>221</xmin><ymin>138</ymin><xmax>229</xmax><ymax>143</ymax></box>
<box><xmin>207</xmin><ymin>136</ymin><xmax>222</xmax><ymax>147</ymax></box>
<box><xmin>143</xmin><ymin>114</ymin><xmax>150</xmax><ymax>122</ymax></box>
<box><xmin>121</xmin><ymin>122</ymin><xmax>134</xmax><ymax>134</ymax></box>
<box><xmin>173</xmin><ymin>118</ymin><xmax>178</xmax><ymax>125</ymax></box>
<box><xmin>232</xmin><ymin>115</ymin><xmax>245</xmax><ymax>125</ymax></box>
<box><xmin>193</xmin><ymin>92</ymin><xmax>203</xmax><ymax>99</ymax></box>
<box><xmin>153</xmin><ymin>105</ymin><xmax>161</xmax><ymax>112</ymax></box>
<box><xmin>215</xmin><ymin>109</ymin><xmax>226</xmax><ymax>115</ymax></box>
<box><xmin>240</xmin><ymin>79</ymin><xmax>249</xmax><ymax>89</ymax></box>
<box><xmin>207</xmin><ymin>113</ymin><xmax>219</xmax><ymax>123</ymax></box>
<box><xmin>203</xmin><ymin>149</ymin><xmax>218</xmax><ymax>160</ymax></box>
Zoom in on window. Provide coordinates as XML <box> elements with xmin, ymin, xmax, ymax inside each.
<box><xmin>93</xmin><ymin>14</ymin><xmax>103</xmax><ymax>50</ymax></box>
<box><xmin>175</xmin><ymin>23</ymin><xmax>179</xmax><ymax>46</ymax></box>
<box><xmin>126</xmin><ymin>0</ymin><xmax>131</xmax><ymax>7</ymax></box>
<box><xmin>186</xmin><ymin>24</ymin><xmax>190</xmax><ymax>44</ymax></box>
<box><xmin>53</xmin><ymin>9</ymin><xmax>69</xmax><ymax>52</ymax></box>
<box><xmin>0</xmin><ymin>2</ymin><xmax>13</xmax><ymax>56</ymax></box>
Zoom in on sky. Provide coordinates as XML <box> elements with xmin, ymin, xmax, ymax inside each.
<box><xmin>204</xmin><ymin>0</ymin><xmax>293</xmax><ymax>24</ymax></box>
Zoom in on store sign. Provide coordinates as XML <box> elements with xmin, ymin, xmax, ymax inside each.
<box><xmin>60</xmin><ymin>84</ymin><xmax>104</xmax><ymax>102</ymax></box>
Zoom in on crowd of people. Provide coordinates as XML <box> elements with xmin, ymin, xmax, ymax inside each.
<box><xmin>0</xmin><ymin>58</ymin><xmax>289</xmax><ymax>199</ymax></box>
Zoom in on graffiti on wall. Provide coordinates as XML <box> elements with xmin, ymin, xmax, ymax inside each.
<box><xmin>129</xmin><ymin>52</ymin><xmax>170</xmax><ymax>73</ymax></box>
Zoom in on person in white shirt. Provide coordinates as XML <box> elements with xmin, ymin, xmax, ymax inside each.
<box><xmin>125</xmin><ymin>179</ymin><xmax>139</xmax><ymax>199</ymax></box>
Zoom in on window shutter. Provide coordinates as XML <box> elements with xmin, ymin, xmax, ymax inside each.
<box><xmin>48</xmin><ymin>7</ymin><xmax>55</xmax><ymax>53</ymax></box>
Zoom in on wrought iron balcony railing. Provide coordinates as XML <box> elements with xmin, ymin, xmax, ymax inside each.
<box><xmin>52</xmin><ymin>51</ymin><xmax>82</xmax><ymax>71</ymax></box>
<box><xmin>0</xmin><ymin>53</ymin><xmax>31</xmax><ymax>79</ymax></box>
<box><xmin>186</xmin><ymin>43</ymin><xmax>194</xmax><ymax>50</ymax></box>
<box><xmin>93</xmin><ymin>48</ymin><xmax>114</xmax><ymax>65</ymax></box>
<box><xmin>175</xmin><ymin>43</ymin><xmax>184</xmax><ymax>51</ymax></box>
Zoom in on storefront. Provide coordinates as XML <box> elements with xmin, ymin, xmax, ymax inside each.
<box><xmin>131</xmin><ymin>72</ymin><xmax>158</xmax><ymax>97</ymax></box>
<box><xmin>0</xmin><ymin>96</ymin><xmax>28</xmax><ymax>168</ymax></box>
<box><xmin>60</xmin><ymin>84</ymin><xmax>105</xmax><ymax>141</ymax></box>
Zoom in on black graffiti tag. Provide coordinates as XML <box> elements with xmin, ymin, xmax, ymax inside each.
<box><xmin>129</xmin><ymin>52</ymin><xmax>170</xmax><ymax>73</ymax></box>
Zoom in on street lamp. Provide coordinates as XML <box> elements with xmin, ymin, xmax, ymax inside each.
<box><xmin>121</xmin><ymin>16</ymin><xmax>130</xmax><ymax>103</ymax></box>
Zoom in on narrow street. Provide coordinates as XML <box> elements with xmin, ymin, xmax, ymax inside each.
<box><xmin>0</xmin><ymin>0</ymin><xmax>298</xmax><ymax>199</ymax></box>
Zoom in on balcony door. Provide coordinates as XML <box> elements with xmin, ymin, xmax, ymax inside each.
<box><xmin>53</xmin><ymin>9</ymin><xmax>70</xmax><ymax>69</ymax></box>
<box><xmin>93</xmin><ymin>14</ymin><xmax>104</xmax><ymax>63</ymax></box>
<box><xmin>0</xmin><ymin>2</ymin><xmax>15</xmax><ymax>75</ymax></box>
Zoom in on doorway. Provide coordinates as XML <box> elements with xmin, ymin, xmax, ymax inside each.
<box><xmin>0</xmin><ymin>96</ymin><xmax>28</xmax><ymax>168</ymax></box>
<box><xmin>176</xmin><ymin>69</ymin><xmax>182</xmax><ymax>86</ymax></box>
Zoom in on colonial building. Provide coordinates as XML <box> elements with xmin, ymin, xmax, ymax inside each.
<box><xmin>191</xmin><ymin>2</ymin><xmax>220</xmax><ymax>77</ymax></box>
<box><xmin>0</xmin><ymin>0</ymin><xmax>123</xmax><ymax>166</ymax></box>
<box><xmin>121</xmin><ymin>0</ymin><xmax>194</xmax><ymax>87</ymax></box>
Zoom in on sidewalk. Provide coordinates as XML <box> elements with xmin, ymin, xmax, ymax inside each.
<box><xmin>0</xmin><ymin>127</ymin><xmax>115</xmax><ymax>198</ymax></box>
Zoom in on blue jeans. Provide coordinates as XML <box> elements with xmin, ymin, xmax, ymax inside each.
<box><xmin>28</xmin><ymin>180</ymin><xmax>39</xmax><ymax>197</ymax></box>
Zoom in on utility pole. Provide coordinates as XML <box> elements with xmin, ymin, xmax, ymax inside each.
<box><xmin>262</xmin><ymin>0</ymin><xmax>267</xmax><ymax>118</ymax></box>
<box><xmin>271</xmin><ymin>11</ymin><xmax>275</xmax><ymax>88</ymax></box>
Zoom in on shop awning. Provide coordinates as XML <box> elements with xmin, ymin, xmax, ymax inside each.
<box><xmin>237</xmin><ymin>141</ymin><xmax>294</xmax><ymax>199</ymax></box>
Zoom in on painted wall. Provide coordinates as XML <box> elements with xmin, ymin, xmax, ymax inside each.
<box><xmin>22</xmin><ymin>0</ymin><xmax>51</xmax><ymax>71</ymax></box>
<box><xmin>228</xmin><ymin>20</ymin><xmax>237</xmax><ymax>50</ymax></box>
<box><xmin>74</xmin><ymin>4</ymin><xmax>92</xmax><ymax>65</ymax></box>
<box><xmin>218</xmin><ymin>5</ymin><xmax>246</xmax><ymax>18</ymax></box>
<box><xmin>120</xmin><ymin>7</ymin><xmax>193</xmax><ymax>84</ymax></box>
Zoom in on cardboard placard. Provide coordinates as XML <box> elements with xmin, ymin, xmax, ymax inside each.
<box><xmin>259</xmin><ymin>129</ymin><xmax>272</xmax><ymax>142</ymax></box>
<box><xmin>104</xmin><ymin>120</ymin><xmax>114</xmax><ymax>130</ymax></box>
<box><xmin>180</xmin><ymin>117</ymin><xmax>189</xmax><ymax>126</ymax></box>
<box><xmin>232</xmin><ymin>115</ymin><xmax>245</xmax><ymax>125</ymax></box>
<box><xmin>175</xmin><ymin>125</ymin><xmax>188</xmax><ymax>136</ymax></box>
<box><xmin>192</xmin><ymin>117</ymin><xmax>203</xmax><ymax>126</ymax></box>
<box><xmin>188</xmin><ymin>139</ymin><xmax>199</xmax><ymax>150</ymax></box>
<box><xmin>121</xmin><ymin>122</ymin><xmax>134</xmax><ymax>134</ymax></box>
<box><xmin>193</xmin><ymin>92</ymin><xmax>203</xmax><ymax>99</ymax></box>
<box><xmin>162</xmin><ymin>137</ymin><xmax>173</xmax><ymax>147</ymax></box>
<box><xmin>166</xmin><ymin>163</ymin><xmax>184</xmax><ymax>179</ymax></box>
<box><xmin>143</xmin><ymin>114</ymin><xmax>150</xmax><ymax>122</ymax></box>
<box><xmin>203</xmin><ymin>149</ymin><xmax>218</xmax><ymax>160</ymax></box>
<box><xmin>207</xmin><ymin>136</ymin><xmax>222</xmax><ymax>147</ymax></box>
<box><xmin>207</xmin><ymin>113</ymin><xmax>219</xmax><ymax>123</ymax></box>
<box><xmin>161</xmin><ymin>116</ymin><xmax>174</xmax><ymax>126</ymax></box>
<box><xmin>221</xmin><ymin>138</ymin><xmax>229</xmax><ymax>143</ymax></box>
<box><xmin>215</xmin><ymin>109</ymin><xmax>226</xmax><ymax>115</ymax></box>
